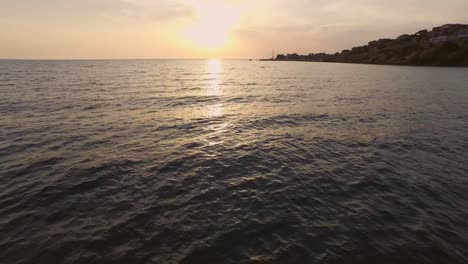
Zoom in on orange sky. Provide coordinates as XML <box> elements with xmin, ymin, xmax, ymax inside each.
<box><xmin>1</xmin><ymin>0</ymin><xmax>468</xmax><ymax>59</ymax></box>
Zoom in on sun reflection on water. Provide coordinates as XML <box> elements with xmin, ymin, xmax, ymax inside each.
<box><xmin>207</xmin><ymin>59</ymin><xmax>222</xmax><ymax>96</ymax></box>
<box><xmin>207</xmin><ymin>59</ymin><xmax>224</xmax><ymax>118</ymax></box>
<box><xmin>203</xmin><ymin>59</ymin><xmax>228</xmax><ymax>146</ymax></box>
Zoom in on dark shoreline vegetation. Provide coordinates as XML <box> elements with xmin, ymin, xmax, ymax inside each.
<box><xmin>267</xmin><ymin>24</ymin><xmax>468</xmax><ymax>67</ymax></box>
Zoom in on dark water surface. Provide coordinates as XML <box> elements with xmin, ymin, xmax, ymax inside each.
<box><xmin>1</xmin><ymin>60</ymin><xmax>468</xmax><ymax>264</ymax></box>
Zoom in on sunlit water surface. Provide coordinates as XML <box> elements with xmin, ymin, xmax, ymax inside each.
<box><xmin>1</xmin><ymin>60</ymin><xmax>468</xmax><ymax>264</ymax></box>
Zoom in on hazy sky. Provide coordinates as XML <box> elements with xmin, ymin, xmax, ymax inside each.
<box><xmin>1</xmin><ymin>0</ymin><xmax>467</xmax><ymax>59</ymax></box>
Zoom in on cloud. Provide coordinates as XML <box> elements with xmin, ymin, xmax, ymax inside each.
<box><xmin>116</xmin><ymin>0</ymin><xmax>194</xmax><ymax>21</ymax></box>
<box><xmin>0</xmin><ymin>0</ymin><xmax>194</xmax><ymax>23</ymax></box>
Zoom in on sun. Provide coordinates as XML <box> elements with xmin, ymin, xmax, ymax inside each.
<box><xmin>184</xmin><ymin>3</ymin><xmax>240</xmax><ymax>49</ymax></box>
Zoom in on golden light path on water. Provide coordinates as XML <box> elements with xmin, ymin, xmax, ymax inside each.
<box><xmin>206</xmin><ymin>59</ymin><xmax>228</xmax><ymax>146</ymax></box>
<box><xmin>207</xmin><ymin>59</ymin><xmax>223</xmax><ymax>117</ymax></box>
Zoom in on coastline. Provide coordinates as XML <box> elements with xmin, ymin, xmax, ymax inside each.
<box><xmin>264</xmin><ymin>24</ymin><xmax>468</xmax><ymax>68</ymax></box>
<box><xmin>258</xmin><ymin>59</ymin><xmax>468</xmax><ymax>68</ymax></box>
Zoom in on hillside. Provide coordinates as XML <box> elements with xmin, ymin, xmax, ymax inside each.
<box><xmin>274</xmin><ymin>24</ymin><xmax>468</xmax><ymax>66</ymax></box>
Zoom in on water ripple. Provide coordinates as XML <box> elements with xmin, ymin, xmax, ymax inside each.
<box><xmin>0</xmin><ymin>60</ymin><xmax>468</xmax><ymax>263</ymax></box>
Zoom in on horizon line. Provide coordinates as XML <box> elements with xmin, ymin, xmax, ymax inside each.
<box><xmin>0</xmin><ymin>58</ymin><xmax>259</xmax><ymax>61</ymax></box>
